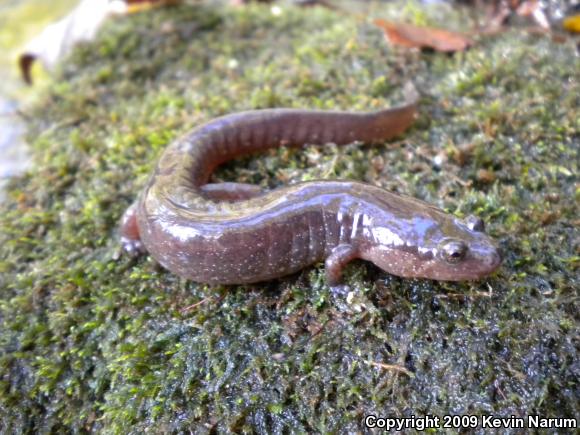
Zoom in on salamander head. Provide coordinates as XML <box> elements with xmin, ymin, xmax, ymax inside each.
<box><xmin>426</xmin><ymin>217</ymin><xmax>502</xmax><ymax>280</ymax></box>
<box><xmin>361</xmin><ymin>212</ymin><xmax>502</xmax><ymax>281</ymax></box>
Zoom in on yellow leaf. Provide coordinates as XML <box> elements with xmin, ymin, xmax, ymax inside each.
<box><xmin>563</xmin><ymin>15</ymin><xmax>580</xmax><ymax>33</ymax></box>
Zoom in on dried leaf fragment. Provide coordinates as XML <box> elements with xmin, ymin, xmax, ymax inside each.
<box><xmin>374</xmin><ymin>19</ymin><xmax>473</xmax><ymax>52</ymax></box>
<box><xmin>18</xmin><ymin>0</ymin><xmax>181</xmax><ymax>85</ymax></box>
<box><xmin>18</xmin><ymin>0</ymin><xmax>126</xmax><ymax>85</ymax></box>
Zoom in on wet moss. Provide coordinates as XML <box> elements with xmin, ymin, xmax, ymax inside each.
<box><xmin>0</xmin><ymin>1</ymin><xmax>578</xmax><ymax>433</ymax></box>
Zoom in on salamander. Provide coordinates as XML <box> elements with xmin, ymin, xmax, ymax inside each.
<box><xmin>120</xmin><ymin>96</ymin><xmax>501</xmax><ymax>285</ymax></box>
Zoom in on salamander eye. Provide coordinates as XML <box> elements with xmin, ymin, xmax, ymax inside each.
<box><xmin>439</xmin><ymin>240</ymin><xmax>468</xmax><ymax>264</ymax></box>
<box><xmin>465</xmin><ymin>215</ymin><xmax>485</xmax><ymax>232</ymax></box>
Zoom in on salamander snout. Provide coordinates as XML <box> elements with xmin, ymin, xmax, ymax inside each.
<box><xmin>476</xmin><ymin>242</ymin><xmax>502</xmax><ymax>273</ymax></box>
<box><xmin>428</xmin><ymin>236</ymin><xmax>502</xmax><ymax>281</ymax></box>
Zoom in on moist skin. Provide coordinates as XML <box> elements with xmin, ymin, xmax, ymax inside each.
<box><xmin>120</xmin><ymin>102</ymin><xmax>501</xmax><ymax>285</ymax></box>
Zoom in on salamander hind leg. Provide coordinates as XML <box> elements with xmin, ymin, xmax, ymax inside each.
<box><xmin>325</xmin><ymin>244</ymin><xmax>359</xmax><ymax>288</ymax></box>
<box><xmin>120</xmin><ymin>201</ymin><xmax>145</xmax><ymax>256</ymax></box>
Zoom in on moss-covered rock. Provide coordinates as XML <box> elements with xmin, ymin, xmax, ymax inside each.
<box><xmin>0</xmin><ymin>2</ymin><xmax>578</xmax><ymax>433</ymax></box>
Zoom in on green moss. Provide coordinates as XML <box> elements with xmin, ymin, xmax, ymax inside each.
<box><xmin>0</xmin><ymin>1</ymin><xmax>578</xmax><ymax>433</ymax></box>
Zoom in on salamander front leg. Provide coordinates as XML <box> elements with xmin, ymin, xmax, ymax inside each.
<box><xmin>120</xmin><ymin>201</ymin><xmax>145</xmax><ymax>256</ymax></box>
<box><xmin>325</xmin><ymin>244</ymin><xmax>359</xmax><ymax>288</ymax></box>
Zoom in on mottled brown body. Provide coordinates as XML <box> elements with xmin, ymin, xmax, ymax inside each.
<box><xmin>121</xmin><ymin>100</ymin><xmax>501</xmax><ymax>285</ymax></box>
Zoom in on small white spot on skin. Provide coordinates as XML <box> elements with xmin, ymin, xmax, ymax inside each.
<box><xmin>371</xmin><ymin>226</ymin><xmax>405</xmax><ymax>248</ymax></box>
<box><xmin>165</xmin><ymin>224</ymin><xmax>204</xmax><ymax>242</ymax></box>
<box><xmin>337</xmin><ymin>210</ymin><xmax>347</xmax><ymax>243</ymax></box>
<box><xmin>360</xmin><ymin>214</ymin><xmax>372</xmax><ymax>239</ymax></box>
<box><xmin>418</xmin><ymin>246</ymin><xmax>436</xmax><ymax>257</ymax></box>
<box><xmin>351</xmin><ymin>212</ymin><xmax>361</xmax><ymax>239</ymax></box>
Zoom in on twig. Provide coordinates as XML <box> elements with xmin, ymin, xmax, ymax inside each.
<box><xmin>180</xmin><ymin>296</ymin><xmax>212</xmax><ymax>313</ymax></box>
<box><xmin>365</xmin><ymin>360</ymin><xmax>414</xmax><ymax>377</ymax></box>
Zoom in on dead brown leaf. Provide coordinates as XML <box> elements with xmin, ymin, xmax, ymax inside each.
<box><xmin>19</xmin><ymin>0</ymin><xmax>181</xmax><ymax>85</ymax></box>
<box><xmin>374</xmin><ymin>19</ymin><xmax>473</xmax><ymax>52</ymax></box>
